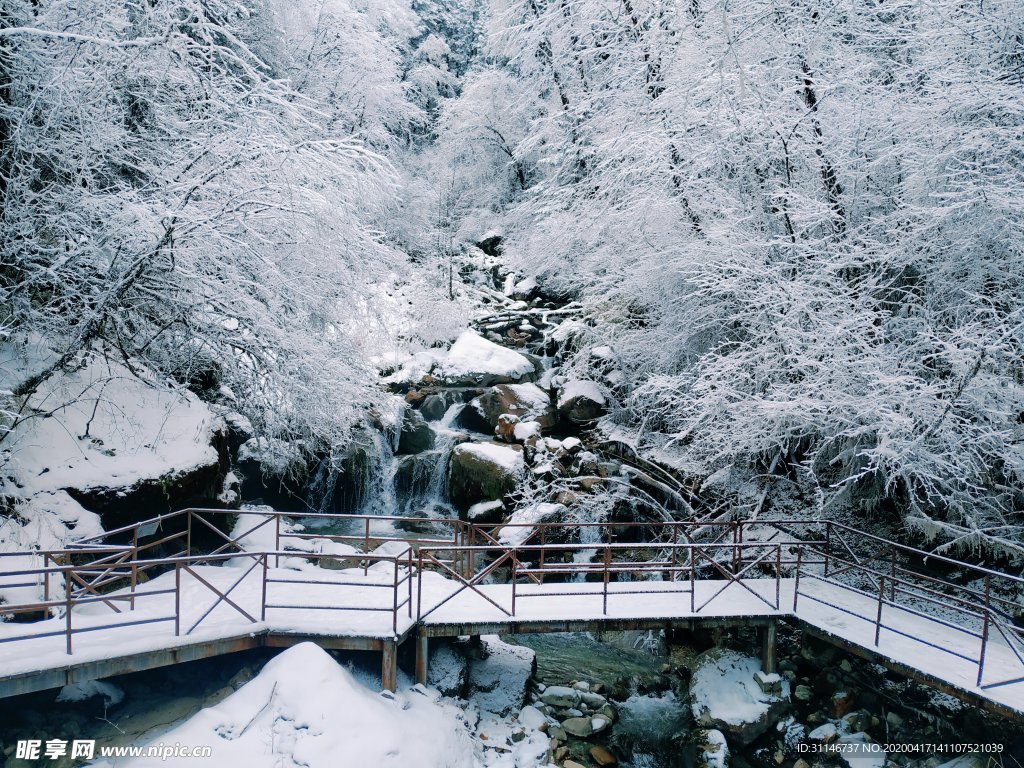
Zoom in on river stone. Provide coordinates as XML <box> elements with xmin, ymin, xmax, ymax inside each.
<box><xmin>561</xmin><ymin>717</ymin><xmax>594</xmax><ymax>738</ymax></box>
<box><xmin>541</xmin><ymin>686</ymin><xmax>581</xmax><ymax>708</ymax></box>
<box><xmin>591</xmin><ymin>746</ymin><xmax>618</xmax><ymax>766</ymax></box>
<box><xmin>564</xmin><ymin>761</ymin><xmax>587</xmax><ymax>768</ymax></box>
<box><xmin>447</xmin><ymin>442</ymin><xmax>525</xmax><ymax>514</ymax></box>
<box><xmin>561</xmin><ymin>707</ymin><xmax>584</xmax><ymax>718</ymax></box>
<box><xmin>590</xmin><ymin>715</ymin><xmax>611</xmax><ymax>734</ymax></box>
<box><xmin>548</xmin><ymin>725</ymin><xmax>567</xmax><ymax>741</ymax></box>
<box><xmin>397</xmin><ymin>408</ymin><xmax>435</xmax><ymax>455</ymax></box>
<box><xmin>465</xmin><ymin>636</ymin><xmax>537</xmax><ymax>716</ymax></box>
<box><xmin>557</xmin><ymin>380</ymin><xmax>607</xmax><ymax>425</ymax></box>
<box><xmin>690</xmin><ymin>648</ymin><xmax>791</xmax><ymax>747</ymax></box>
<box><xmin>472</xmin><ymin>383</ymin><xmax>557</xmax><ymax>433</ymax></box>
<box><xmin>580</xmin><ymin>691</ymin><xmax>607</xmax><ymax>708</ymax></box>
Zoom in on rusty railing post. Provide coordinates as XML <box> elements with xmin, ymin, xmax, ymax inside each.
<box><xmin>65</xmin><ymin>569</ymin><xmax>73</xmax><ymax>655</ymax></box>
<box><xmin>670</xmin><ymin>526</ymin><xmax>678</xmax><ymax>582</ymax></box>
<box><xmin>174</xmin><ymin>561</ymin><xmax>181</xmax><ymax>636</ymax></box>
<box><xmin>43</xmin><ymin>552</ymin><xmax>50</xmax><ymax>605</ymax></box>
<box><xmin>416</xmin><ymin>550</ymin><xmax>424</xmax><ymax>622</ymax></box>
<box><xmin>690</xmin><ymin>545</ymin><xmax>697</xmax><ymax>613</ymax></box>
<box><xmin>539</xmin><ymin>527</ymin><xmax>546</xmax><ymax>585</ymax></box>
<box><xmin>793</xmin><ymin>546</ymin><xmax>802</xmax><ymax>612</ymax></box>
<box><xmin>511</xmin><ymin>552</ymin><xmax>517</xmax><ymax>615</ymax></box>
<box><xmin>393</xmin><ymin>555</ymin><xmax>400</xmax><ymax>636</ymax></box>
<box><xmin>874</xmin><ymin>575</ymin><xmax>885</xmax><ymax>646</ymax></box>
<box><xmin>275</xmin><ymin>513</ymin><xmax>282</xmax><ymax>569</ymax></box>
<box><xmin>824</xmin><ymin>522</ymin><xmax>831</xmax><ymax>578</ymax></box>
<box><xmin>130</xmin><ymin>527</ymin><xmax>139</xmax><ymax>610</ymax></box>
<box><xmin>603</xmin><ymin>545</ymin><xmax>611</xmax><ymax>615</ymax></box>
<box><xmin>977</xmin><ymin>575</ymin><xmax>991</xmax><ymax>687</ymax></box>
<box><xmin>364</xmin><ymin>517</ymin><xmax>371</xmax><ymax>575</ymax></box>
<box><xmin>775</xmin><ymin>543</ymin><xmax>781</xmax><ymax>609</ymax></box>
<box><xmin>261</xmin><ymin>553</ymin><xmax>268</xmax><ymax>622</ymax></box>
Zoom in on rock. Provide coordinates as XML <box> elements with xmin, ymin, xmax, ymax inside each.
<box><xmin>590</xmin><ymin>715</ymin><xmax>611</xmax><ymax>734</ymax></box>
<box><xmin>561</xmin><ymin>717</ymin><xmax>593</xmax><ymax>738</ymax></box>
<box><xmin>548</xmin><ymin>725</ymin><xmax>567</xmax><ymax>741</ymax></box>
<box><xmin>560</xmin><ymin>436</ymin><xmax>583</xmax><ymax>454</ymax></box>
<box><xmin>794</xmin><ymin>685</ymin><xmax>812</xmax><ymax>701</ymax></box>
<box><xmin>564</xmin><ymin>761</ymin><xmax>587</xmax><ymax>768</ymax></box>
<box><xmin>580</xmin><ymin>691</ymin><xmax>607</xmax><ymax>709</ymax></box>
<box><xmin>434</xmin><ymin>330</ymin><xmax>539</xmax><ymax>387</ymax></box>
<box><xmin>541</xmin><ymin>686</ymin><xmax>581</xmax><ymax>708</ymax></box>
<box><xmin>557</xmin><ymin>380</ymin><xmax>607</xmax><ymax>424</ymax></box>
<box><xmin>573</xmin><ymin>681</ymin><xmax>591</xmax><ymax>692</ymax></box>
<box><xmin>419</xmin><ymin>393</ymin><xmax>449</xmax><ymax>421</ymax></box>
<box><xmin>472</xmin><ymin>383</ymin><xmax>557</xmax><ymax>433</ymax></box>
<box><xmin>397</xmin><ymin>408</ymin><xmax>435</xmax><ymax>455</ymax></box>
<box><xmin>466</xmin><ymin>499</ymin><xmax>504</xmax><ymax>524</ymax></box>
<box><xmin>885</xmin><ymin>711</ymin><xmax>903</xmax><ymax>731</ymax></box>
<box><xmin>495</xmin><ymin>413</ymin><xmax>521</xmax><ymax>442</ymax></box>
<box><xmin>598</xmin><ymin>704</ymin><xmax>617</xmax><ymax>722</ymax></box>
<box><xmin>590</xmin><ymin>746</ymin><xmax>618</xmax><ymax>766</ymax></box>
<box><xmin>831</xmin><ymin>691</ymin><xmax>856</xmax><ymax>718</ymax></box>
<box><xmin>794</xmin><ymin>760</ymin><xmax>811</xmax><ymax>768</ymax></box>
<box><xmin>447</xmin><ymin>442</ymin><xmax>525</xmax><ymax>514</ymax></box>
<box><xmin>698</xmin><ymin>729</ymin><xmax>730</xmax><ymax>768</ymax></box>
<box><xmin>690</xmin><ymin>649</ymin><xmax>791</xmax><ymax>746</ymax></box>
<box><xmin>561</xmin><ymin>707</ymin><xmax>584</xmax><ymax>718</ymax></box>
<box><xmin>518</xmin><ymin>705</ymin><xmax>548</xmax><ymax>730</ymax></box>
<box><xmin>754</xmin><ymin>670</ymin><xmax>783</xmax><ymax>695</ymax></box>
<box><xmin>835</xmin><ymin>733</ymin><xmax>884</xmax><ymax>768</ymax></box>
<box><xmin>427</xmin><ymin>642</ymin><xmax>468</xmax><ymax>698</ymax></box>
<box><xmin>465</xmin><ymin>636</ymin><xmax>537</xmax><ymax>716</ymax></box>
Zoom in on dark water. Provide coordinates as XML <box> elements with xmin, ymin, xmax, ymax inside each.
<box><xmin>507</xmin><ymin>630</ymin><xmax>669</xmax><ymax>689</ymax></box>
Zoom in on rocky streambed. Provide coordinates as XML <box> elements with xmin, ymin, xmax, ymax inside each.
<box><xmin>425</xmin><ymin>624</ymin><xmax>1022</xmax><ymax>768</ymax></box>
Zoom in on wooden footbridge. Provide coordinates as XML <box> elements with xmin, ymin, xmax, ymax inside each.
<box><xmin>0</xmin><ymin>509</ymin><xmax>1021</xmax><ymax>720</ymax></box>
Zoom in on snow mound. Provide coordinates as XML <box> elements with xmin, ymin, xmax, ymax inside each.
<box><xmin>499</xmin><ymin>503</ymin><xmax>567</xmax><ymax>547</ymax></box>
<box><xmin>459</xmin><ymin>443</ymin><xmax>525</xmax><ymax>474</ymax></box>
<box><xmin>100</xmin><ymin>643</ymin><xmax>477</xmax><ymax>767</ymax></box>
<box><xmin>437</xmin><ymin>331</ymin><xmax>536</xmax><ymax>384</ymax></box>
<box><xmin>56</xmin><ymin>679</ymin><xmax>125</xmax><ymax>706</ymax></box>
<box><xmin>690</xmin><ymin>649</ymin><xmax>790</xmax><ymax>745</ymax></box>
<box><xmin>557</xmin><ymin>379</ymin><xmax>606</xmax><ymax>408</ymax></box>
<box><xmin>0</xmin><ymin>351</ymin><xmax>220</xmax><ymax>499</ymax></box>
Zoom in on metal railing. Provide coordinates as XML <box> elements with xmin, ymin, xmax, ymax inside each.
<box><xmin>0</xmin><ymin>509</ymin><xmax>1020</xmax><ymax>697</ymax></box>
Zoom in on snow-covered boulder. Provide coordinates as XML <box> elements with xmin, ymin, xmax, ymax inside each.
<box><xmin>471</xmin><ymin>383</ymin><xmax>557</xmax><ymax>434</ymax></box>
<box><xmin>428</xmin><ymin>640</ymin><xmax>470</xmax><ymax>698</ymax></box>
<box><xmin>557</xmin><ymin>380</ymin><xmax>607</xmax><ymax>425</ymax></box>
<box><xmin>95</xmin><ymin>643</ymin><xmax>478</xmax><ymax>767</ymax></box>
<box><xmin>435</xmin><ymin>331</ymin><xmax>539</xmax><ymax>387</ymax></box>
<box><xmin>498</xmin><ymin>502</ymin><xmax>568</xmax><ymax>547</ymax></box>
<box><xmin>0</xmin><ymin>353</ymin><xmax>229</xmax><ymax>528</ymax></box>
<box><xmin>698</xmin><ymin>729</ymin><xmax>730</xmax><ymax>768</ymax></box>
<box><xmin>465</xmin><ymin>636</ymin><xmax>537</xmax><ymax>717</ymax></box>
<box><xmin>690</xmin><ymin>649</ymin><xmax>790</xmax><ymax>746</ymax></box>
<box><xmin>447</xmin><ymin>442</ymin><xmax>525</xmax><ymax>514</ymax></box>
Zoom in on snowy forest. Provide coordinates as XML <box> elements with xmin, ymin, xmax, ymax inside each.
<box><xmin>1</xmin><ymin>1</ymin><xmax>1024</xmax><ymax>766</ymax></box>
<box><xmin>3</xmin><ymin>0</ymin><xmax>1022</xmax><ymax>557</ymax></box>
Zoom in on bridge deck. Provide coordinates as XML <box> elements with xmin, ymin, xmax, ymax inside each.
<box><xmin>0</xmin><ymin>510</ymin><xmax>1020</xmax><ymax>720</ymax></box>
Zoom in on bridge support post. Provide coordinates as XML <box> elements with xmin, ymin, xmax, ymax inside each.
<box><xmin>415</xmin><ymin>634</ymin><xmax>429</xmax><ymax>686</ymax></box>
<box><xmin>382</xmin><ymin>639</ymin><xmax>398</xmax><ymax>692</ymax></box>
<box><xmin>761</xmin><ymin>620</ymin><xmax>778</xmax><ymax>674</ymax></box>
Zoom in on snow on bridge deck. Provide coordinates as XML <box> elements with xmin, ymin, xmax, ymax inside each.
<box><xmin>0</xmin><ymin>511</ymin><xmax>1020</xmax><ymax>720</ymax></box>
